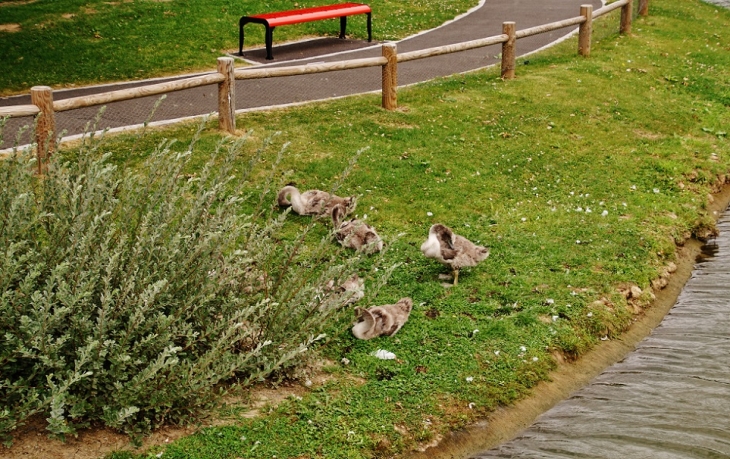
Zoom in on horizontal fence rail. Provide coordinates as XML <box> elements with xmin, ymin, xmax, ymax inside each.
<box><xmin>516</xmin><ymin>16</ymin><xmax>585</xmax><ymax>39</ymax></box>
<box><xmin>398</xmin><ymin>34</ymin><xmax>509</xmax><ymax>62</ymax></box>
<box><xmin>0</xmin><ymin>105</ymin><xmax>40</xmax><ymax>117</ymax></box>
<box><xmin>234</xmin><ymin>55</ymin><xmax>388</xmax><ymax>79</ymax></box>
<box><xmin>1</xmin><ymin>0</ymin><xmax>647</xmax><ymax>167</ymax></box>
<box><xmin>595</xmin><ymin>0</ymin><xmax>630</xmax><ymax>17</ymax></box>
<box><xmin>53</xmin><ymin>73</ymin><xmax>227</xmax><ymax>112</ymax></box>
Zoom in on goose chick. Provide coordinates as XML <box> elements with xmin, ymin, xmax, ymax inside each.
<box><xmin>332</xmin><ymin>204</ymin><xmax>383</xmax><ymax>254</ymax></box>
<box><xmin>420</xmin><ymin>223</ymin><xmax>489</xmax><ymax>285</ymax></box>
<box><xmin>324</xmin><ymin>274</ymin><xmax>365</xmax><ymax>307</ymax></box>
<box><xmin>277</xmin><ymin>185</ymin><xmax>355</xmax><ymax>216</ymax></box>
<box><xmin>352</xmin><ymin>297</ymin><xmax>413</xmax><ymax>340</ymax></box>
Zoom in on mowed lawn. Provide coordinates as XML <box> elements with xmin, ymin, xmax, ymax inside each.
<box><xmin>65</xmin><ymin>1</ymin><xmax>729</xmax><ymax>457</ymax></box>
<box><xmin>0</xmin><ymin>0</ymin><xmax>475</xmax><ymax>95</ymax></box>
<box><xmin>0</xmin><ymin>0</ymin><xmax>728</xmax><ymax>458</ymax></box>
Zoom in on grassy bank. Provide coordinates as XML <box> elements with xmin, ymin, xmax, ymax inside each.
<box><xmin>0</xmin><ymin>0</ymin><xmax>475</xmax><ymax>95</ymax></box>
<box><xmin>3</xmin><ymin>0</ymin><xmax>730</xmax><ymax>457</ymax></box>
<box><xmin>86</xmin><ymin>1</ymin><xmax>729</xmax><ymax>457</ymax></box>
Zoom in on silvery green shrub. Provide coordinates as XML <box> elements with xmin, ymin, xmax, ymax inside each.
<box><xmin>0</xmin><ymin>130</ymin><xmax>364</xmax><ymax>443</ymax></box>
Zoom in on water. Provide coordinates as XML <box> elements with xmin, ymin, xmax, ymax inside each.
<box><xmin>472</xmin><ymin>209</ymin><xmax>730</xmax><ymax>459</ymax></box>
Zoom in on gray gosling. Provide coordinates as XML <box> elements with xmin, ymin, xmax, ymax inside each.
<box><xmin>420</xmin><ymin>223</ymin><xmax>489</xmax><ymax>285</ymax></box>
<box><xmin>351</xmin><ymin>297</ymin><xmax>413</xmax><ymax>340</ymax></box>
<box><xmin>277</xmin><ymin>185</ymin><xmax>355</xmax><ymax>216</ymax></box>
<box><xmin>325</xmin><ymin>274</ymin><xmax>365</xmax><ymax>306</ymax></box>
<box><xmin>331</xmin><ymin>204</ymin><xmax>383</xmax><ymax>254</ymax></box>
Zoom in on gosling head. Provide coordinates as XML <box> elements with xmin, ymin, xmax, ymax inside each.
<box><xmin>421</xmin><ymin>224</ymin><xmax>452</xmax><ymax>258</ymax></box>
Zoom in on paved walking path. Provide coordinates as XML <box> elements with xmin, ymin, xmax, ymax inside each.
<box><xmin>0</xmin><ymin>0</ymin><xmax>602</xmax><ymax>149</ymax></box>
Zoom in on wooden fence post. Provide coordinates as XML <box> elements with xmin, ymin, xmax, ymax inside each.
<box><xmin>578</xmin><ymin>5</ymin><xmax>593</xmax><ymax>57</ymax></box>
<box><xmin>620</xmin><ymin>0</ymin><xmax>633</xmax><ymax>35</ymax></box>
<box><xmin>381</xmin><ymin>43</ymin><xmax>397</xmax><ymax>110</ymax></box>
<box><xmin>217</xmin><ymin>57</ymin><xmax>236</xmax><ymax>134</ymax></box>
<box><xmin>501</xmin><ymin>22</ymin><xmax>516</xmax><ymax>80</ymax></box>
<box><xmin>639</xmin><ymin>0</ymin><xmax>649</xmax><ymax>16</ymax></box>
<box><xmin>30</xmin><ymin>86</ymin><xmax>55</xmax><ymax>174</ymax></box>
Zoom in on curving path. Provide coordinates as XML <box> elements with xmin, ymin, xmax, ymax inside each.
<box><xmin>0</xmin><ymin>0</ymin><xmax>601</xmax><ymax>149</ymax></box>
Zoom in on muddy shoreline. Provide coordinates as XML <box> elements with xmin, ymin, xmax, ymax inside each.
<box><xmin>406</xmin><ymin>184</ymin><xmax>730</xmax><ymax>459</ymax></box>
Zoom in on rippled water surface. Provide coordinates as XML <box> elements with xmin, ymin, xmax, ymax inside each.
<box><xmin>472</xmin><ymin>209</ymin><xmax>730</xmax><ymax>459</ymax></box>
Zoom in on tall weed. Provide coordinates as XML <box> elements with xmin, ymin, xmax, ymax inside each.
<box><xmin>0</xmin><ymin>127</ymin><xmax>367</xmax><ymax>443</ymax></box>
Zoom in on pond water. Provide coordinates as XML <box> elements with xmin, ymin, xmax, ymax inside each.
<box><xmin>471</xmin><ymin>207</ymin><xmax>730</xmax><ymax>458</ymax></box>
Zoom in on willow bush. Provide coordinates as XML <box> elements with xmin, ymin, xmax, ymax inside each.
<box><xmin>0</xmin><ymin>126</ymin><xmax>367</xmax><ymax>444</ymax></box>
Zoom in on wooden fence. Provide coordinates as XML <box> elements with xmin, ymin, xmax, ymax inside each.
<box><xmin>0</xmin><ymin>0</ymin><xmax>649</xmax><ymax>172</ymax></box>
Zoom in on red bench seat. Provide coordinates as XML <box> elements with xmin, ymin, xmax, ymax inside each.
<box><xmin>239</xmin><ymin>3</ymin><xmax>372</xmax><ymax>60</ymax></box>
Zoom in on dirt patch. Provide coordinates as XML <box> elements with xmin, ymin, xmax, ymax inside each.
<box><xmin>0</xmin><ymin>0</ymin><xmax>36</xmax><ymax>7</ymax></box>
<box><xmin>0</xmin><ymin>419</ymin><xmax>193</xmax><ymax>459</ymax></box>
<box><xmin>0</xmin><ymin>383</ymin><xmax>304</xmax><ymax>459</ymax></box>
<box><xmin>0</xmin><ymin>360</ymin><xmax>345</xmax><ymax>459</ymax></box>
<box><xmin>0</xmin><ymin>23</ymin><xmax>22</xmax><ymax>33</ymax></box>
<box><xmin>633</xmin><ymin>129</ymin><xmax>664</xmax><ymax>140</ymax></box>
<box><xmin>61</xmin><ymin>13</ymin><xmax>75</xmax><ymax>19</ymax></box>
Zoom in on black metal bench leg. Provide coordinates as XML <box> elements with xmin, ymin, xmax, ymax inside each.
<box><xmin>339</xmin><ymin>16</ymin><xmax>347</xmax><ymax>39</ymax></box>
<box><xmin>367</xmin><ymin>12</ymin><xmax>372</xmax><ymax>42</ymax></box>
<box><xmin>239</xmin><ymin>18</ymin><xmax>245</xmax><ymax>56</ymax></box>
<box><xmin>265</xmin><ymin>26</ymin><xmax>274</xmax><ymax>60</ymax></box>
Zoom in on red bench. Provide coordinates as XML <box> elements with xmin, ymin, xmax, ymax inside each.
<box><xmin>239</xmin><ymin>3</ymin><xmax>372</xmax><ymax>60</ymax></box>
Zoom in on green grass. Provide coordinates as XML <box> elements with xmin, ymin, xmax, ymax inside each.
<box><xmin>82</xmin><ymin>1</ymin><xmax>730</xmax><ymax>457</ymax></box>
<box><xmin>11</xmin><ymin>0</ymin><xmax>730</xmax><ymax>457</ymax></box>
<box><xmin>0</xmin><ymin>0</ymin><xmax>476</xmax><ymax>95</ymax></box>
